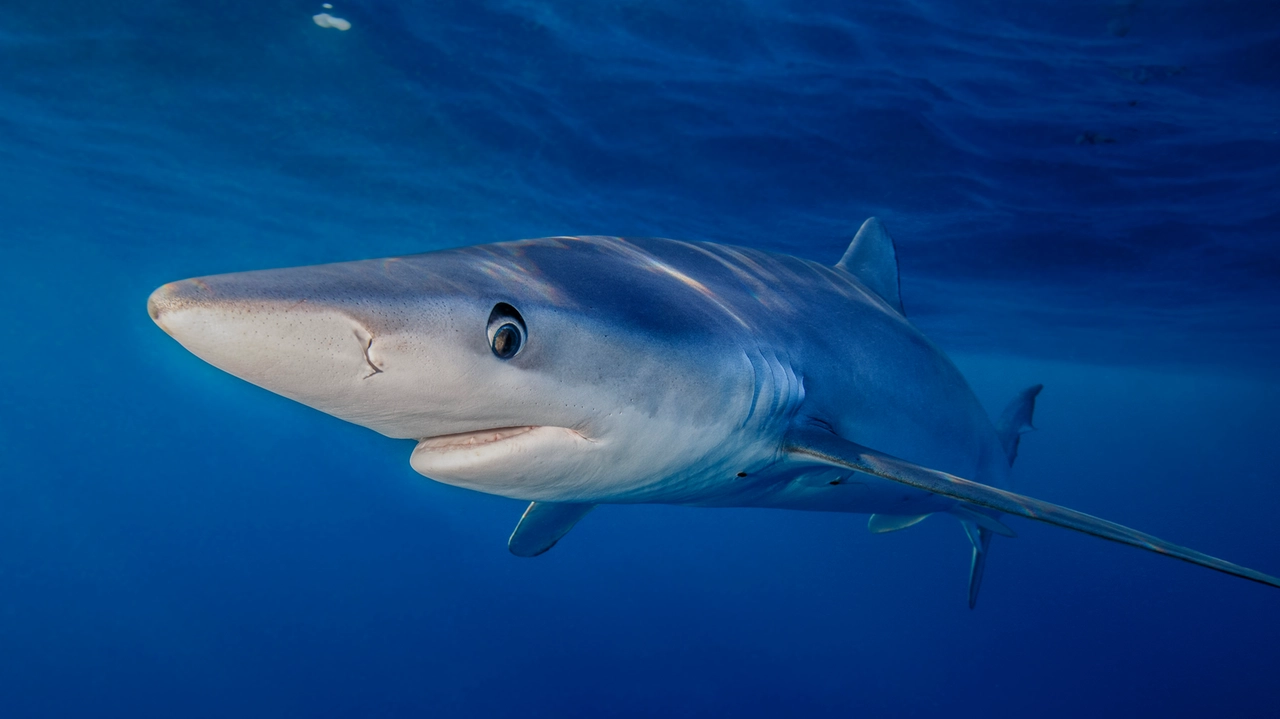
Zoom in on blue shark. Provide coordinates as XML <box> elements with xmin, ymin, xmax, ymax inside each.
<box><xmin>147</xmin><ymin>218</ymin><xmax>1279</xmax><ymax>605</ymax></box>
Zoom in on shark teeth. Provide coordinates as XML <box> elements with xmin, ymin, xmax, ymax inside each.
<box><xmin>416</xmin><ymin>426</ymin><xmax>539</xmax><ymax>452</ymax></box>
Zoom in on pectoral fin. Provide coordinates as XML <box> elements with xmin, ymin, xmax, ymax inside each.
<box><xmin>784</xmin><ymin>425</ymin><xmax>1280</xmax><ymax>589</ymax></box>
<box><xmin>951</xmin><ymin>505</ymin><xmax>1017</xmax><ymax>538</ymax></box>
<box><xmin>508</xmin><ymin>502</ymin><xmax>596</xmax><ymax>557</ymax></box>
<box><xmin>867</xmin><ymin>513</ymin><xmax>932</xmax><ymax>534</ymax></box>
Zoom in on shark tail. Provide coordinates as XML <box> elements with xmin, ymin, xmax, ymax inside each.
<box><xmin>866</xmin><ymin>385</ymin><xmax>1044</xmax><ymax>606</ymax></box>
<box><xmin>962</xmin><ymin>384</ymin><xmax>1043</xmax><ymax>608</ymax></box>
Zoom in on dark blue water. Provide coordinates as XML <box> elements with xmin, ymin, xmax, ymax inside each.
<box><xmin>2</xmin><ymin>1</ymin><xmax>1278</xmax><ymax>716</ymax></box>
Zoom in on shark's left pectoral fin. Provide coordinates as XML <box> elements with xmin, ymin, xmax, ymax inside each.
<box><xmin>784</xmin><ymin>425</ymin><xmax>1280</xmax><ymax>589</ymax></box>
<box><xmin>867</xmin><ymin>513</ymin><xmax>932</xmax><ymax>534</ymax></box>
<box><xmin>950</xmin><ymin>505</ymin><xmax>1016</xmax><ymax>538</ymax></box>
<box><xmin>508</xmin><ymin>501</ymin><xmax>596</xmax><ymax>557</ymax></box>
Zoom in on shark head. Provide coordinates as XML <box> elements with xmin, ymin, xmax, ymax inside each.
<box><xmin>148</xmin><ymin>237</ymin><xmax>766</xmax><ymax>503</ymax></box>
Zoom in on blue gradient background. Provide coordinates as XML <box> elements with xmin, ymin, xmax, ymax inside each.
<box><xmin>2</xmin><ymin>1</ymin><xmax>1278</xmax><ymax>716</ymax></box>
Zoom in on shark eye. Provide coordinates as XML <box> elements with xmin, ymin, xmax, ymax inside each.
<box><xmin>491</xmin><ymin>324</ymin><xmax>521</xmax><ymax>358</ymax></box>
<box><xmin>487</xmin><ymin>303</ymin><xmax>526</xmax><ymax>360</ymax></box>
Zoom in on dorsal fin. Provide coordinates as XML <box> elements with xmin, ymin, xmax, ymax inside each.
<box><xmin>996</xmin><ymin>384</ymin><xmax>1043</xmax><ymax>466</ymax></box>
<box><xmin>836</xmin><ymin>217</ymin><xmax>904</xmax><ymax>315</ymax></box>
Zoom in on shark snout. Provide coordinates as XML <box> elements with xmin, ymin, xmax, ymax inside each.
<box><xmin>147</xmin><ymin>280</ymin><xmax>207</xmax><ymax>334</ymax></box>
<box><xmin>147</xmin><ymin>271</ymin><xmax>396</xmax><ymax>416</ymax></box>
<box><xmin>148</xmin><ymin>258</ymin><xmax>545</xmax><ymax>441</ymax></box>
<box><xmin>146</xmin><ymin>289</ymin><xmax>161</xmax><ymax>323</ymax></box>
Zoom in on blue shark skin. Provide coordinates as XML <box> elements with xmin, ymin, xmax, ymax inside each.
<box><xmin>147</xmin><ymin>219</ymin><xmax>1280</xmax><ymax>603</ymax></box>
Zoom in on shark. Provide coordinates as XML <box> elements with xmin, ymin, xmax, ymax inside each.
<box><xmin>147</xmin><ymin>218</ymin><xmax>1280</xmax><ymax>606</ymax></box>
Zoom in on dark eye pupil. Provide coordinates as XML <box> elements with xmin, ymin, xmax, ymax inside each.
<box><xmin>491</xmin><ymin>323</ymin><xmax>521</xmax><ymax>358</ymax></box>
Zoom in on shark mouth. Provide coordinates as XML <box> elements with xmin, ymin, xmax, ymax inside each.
<box><xmin>409</xmin><ymin>425</ymin><xmax>599</xmax><ymax>496</ymax></box>
<box><xmin>416</xmin><ymin>426</ymin><xmax>541</xmax><ymax>452</ymax></box>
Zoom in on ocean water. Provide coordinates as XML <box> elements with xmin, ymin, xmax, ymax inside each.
<box><xmin>2</xmin><ymin>1</ymin><xmax>1279</xmax><ymax>716</ymax></box>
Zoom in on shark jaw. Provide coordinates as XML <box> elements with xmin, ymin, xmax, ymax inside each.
<box><xmin>416</xmin><ymin>426</ymin><xmax>542</xmax><ymax>451</ymax></box>
<box><xmin>410</xmin><ymin>425</ymin><xmax>602</xmax><ymax>501</ymax></box>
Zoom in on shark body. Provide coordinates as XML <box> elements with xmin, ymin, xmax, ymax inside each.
<box><xmin>148</xmin><ymin>219</ymin><xmax>1279</xmax><ymax>605</ymax></box>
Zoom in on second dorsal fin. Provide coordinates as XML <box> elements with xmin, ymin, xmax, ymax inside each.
<box><xmin>836</xmin><ymin>217</ymin><xmax>904</xmax><ymax>315</ymax></box>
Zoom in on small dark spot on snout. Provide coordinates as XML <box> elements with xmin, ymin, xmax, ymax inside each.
<box><xmin>736</xmin><ymin>472</ymin><xmax>748</xmax><ymax>478</ymax></box>
<box><xmin>828</xmin><ymin>480</ymin><xmax>841</xmax><ymax>486</ymax></box>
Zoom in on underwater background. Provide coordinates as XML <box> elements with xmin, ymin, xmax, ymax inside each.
<box><xmin>2</xmin><ymin>1</ymin><xmax>1279</xmax><ymax>716</ymax></box>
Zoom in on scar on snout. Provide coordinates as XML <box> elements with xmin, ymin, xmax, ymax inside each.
<box><xmin>358</xmin><ymin>331</ymin><xmax>382</xmax><ymax>379</ymax></box>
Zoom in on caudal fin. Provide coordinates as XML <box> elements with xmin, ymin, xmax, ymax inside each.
<box><xmin>954</xmin><ymin>384</ymin><xmax>1040</xmax><ymax>606</ymax></box>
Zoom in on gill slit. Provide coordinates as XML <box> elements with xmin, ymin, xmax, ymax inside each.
<box><xmin>742</xmin><ymin>347</ymin><xmax>805</xmax><ymax>428</ymax></box>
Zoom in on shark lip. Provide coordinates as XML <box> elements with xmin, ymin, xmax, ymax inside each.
<box><xmin>416</xmin><ymin>426</ymin><xmax>544</xmax><ymax>452</ymax></box>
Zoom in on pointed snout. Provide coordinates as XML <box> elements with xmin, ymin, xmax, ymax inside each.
<box><xmin>146</xmin><ymin>267</ymin><xmax>395</xmax><ymax>419</ymax></box>
<box><xmin>146</xmin><ymin>287</ymin><xmax>163</xmax><ymax>324</ymax></box>
<box><xmin>145</xmin><ymin>255</ymin><xmax>499</xmax><ymax>439</ymax></box>
<box><xmin>147</xmin><ymin>279</ymin><xmax>209</xmax><ymax>335</ymax></box>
